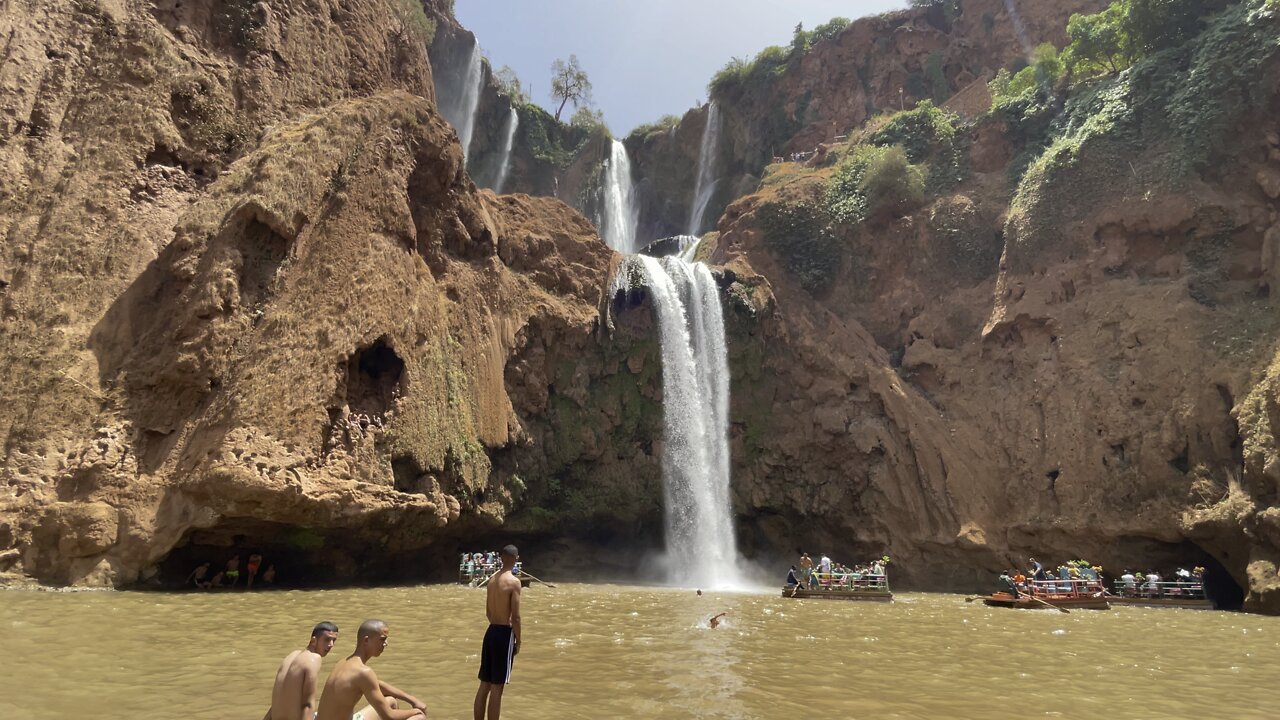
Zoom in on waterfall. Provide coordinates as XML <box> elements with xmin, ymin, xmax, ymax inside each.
<box><xmin>492</xmin><ymin>107</ymin><xmax>519</xmax><ymax>193</ymax></box>
<box><xmin>441</xmin><ymin>43</ymin><xmax>484</xmax><ymax>160</ymax></box>
<box><xmin>616</xmin><ymin>255</ymin><xmax>743</xmax><ymax>589</ymax></box>
<box><xmin>600</xmin><ymin>139</ymin><xmax>639</xmax><ymax>253</ymax></box>
<box><xmin>687</xmin><ymin>102</ymin><xmax>722</xmax><ymax>236</ymax></box>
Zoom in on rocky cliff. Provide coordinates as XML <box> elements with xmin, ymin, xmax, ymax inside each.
<box><xmin>707</xmin><ymin>0</ymin><xmax>1280</xmax><ymax>613</ymax></box>
<box><xmin>0</xmin><ymin>0</ymin><xmax>670</xmax><ymax>587</ymax></box>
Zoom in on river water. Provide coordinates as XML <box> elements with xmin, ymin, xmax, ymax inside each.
<box><xmin>2</xmin><ymin>584</ymin><xmax>1277</xmax><ymax>719</ymax></box>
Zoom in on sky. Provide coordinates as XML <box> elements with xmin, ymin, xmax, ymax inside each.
<box><xmin>454</xmin><ymin>0</ymin><xmax>906</xmax><ymax>135</ymax></box>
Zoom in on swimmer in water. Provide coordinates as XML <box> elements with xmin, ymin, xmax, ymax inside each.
<box><xmin>709</xmin><ymin>612</ymin><xmax>727</xmax><ymax>629</ymax></box>
<box><xmin>262</xmin><ymin>621</ymin><xmax>339</xmax><ymax>720</ymax></box>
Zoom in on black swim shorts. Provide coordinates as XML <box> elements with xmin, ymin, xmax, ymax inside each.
<box><xmin>478</xmin><ymin>623</ymin><xmax>515</xmax><ymax>684</ymax></box>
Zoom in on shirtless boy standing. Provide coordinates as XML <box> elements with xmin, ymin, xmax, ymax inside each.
<box><xmin>474</xmin><ymin>544</ymin><xmax>522</xmax><ymax>720</ymax></box>
<box><xmin>315</xmin><ymin>619</ymin><xmax>427</xmax><ymax>720</ymax></box>
<box><xmin>263</xmin><ymin>621</ymin><xmax>339</xmax><ymax>720</ymax></box>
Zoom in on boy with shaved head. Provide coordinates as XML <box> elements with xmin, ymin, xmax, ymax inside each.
<box><xmin>263</xmin><ymin>621</ymin><xmax>339</xmax><ymax>720</ymax></box>
<box><xmin>474</xmin><ymin>544</ymin><xmax>523</xmax><ymax>720</ymax></box>
<box><xmin>316</xmin><ymin>619</ymin><xmax>427</xmax><ymax>720</ymax></box>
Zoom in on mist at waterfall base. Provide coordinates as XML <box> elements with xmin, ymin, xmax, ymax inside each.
<box><xmin>613</xmin><ymin>255</ymin><xmax>756</xmax><ymax>591</ymax></box>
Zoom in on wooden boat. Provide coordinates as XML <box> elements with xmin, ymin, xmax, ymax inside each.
<box><xmin>782</xmin><ymin>586</ymin><xmax>894</xmax><ymax>602</ymax></box>
<box><xmin>981</xmin><ymin>591</ymin><xmax>1110</xmax><ymax>610</ymax></box>
<box><xmin>1107</xmin><ymin>595</ymin><xmax>1212</xmax><ymax>609</ymax></box>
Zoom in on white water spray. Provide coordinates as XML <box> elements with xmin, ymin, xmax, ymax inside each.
<box><xmin>492</xmin><ymin>107</ymin><xmax>519</xmax><ymax>193</ymax></box>
<box><xmin>600</xmin><ymin>139</ymin><xmax>639</xmax><ymax>253</ymax></box>
<box><xmin>441</xmin><ymin>43</ymin><xmax>484</xmax><ymax>160</ymax></box>
<box><xmin>687</xmin><ymin>102</ymin><xmax>723</xmax><ymax>236</ymax></box>
<box><xmin>614</xmin><ymin>255</ymin><xmax>744</xmax><ymax>589</ymax></box>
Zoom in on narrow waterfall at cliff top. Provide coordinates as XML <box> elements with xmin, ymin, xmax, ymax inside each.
<box><xmin>600</xmin><ymin>139</ymin><xmax>639</xmax><ymax>253</ymax></box>
<box><xmin>615</xmin><ymin>254</ymin><xmax>744</xmax><ymax>589</ymax></box>
<box><xmin>441</xmin><ymin>43</ymin><xmax>484</xmax><ymax>160</ymax></box>
<box><xmin>687</xmin><ymin>102</ymin><xmax>722</xmax><ymax>236</ymax></box>
<box><xmin>492</xmin><ymin>107</ymin><xmax>519</xmax><ymax>193</ymax></box>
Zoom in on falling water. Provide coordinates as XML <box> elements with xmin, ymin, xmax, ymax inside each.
<box><xmin>687</xmin><ymin>102</ymin><xmax>722</xmax><ymax>236</ymax></box>
<box><xmin>615</xmin><ymin>255</ymin><xmax>743</xmax><ymax>589</ymax></box>
<box><xmin>492</xmin><ymin>107</ymin><xmax>519</xmax><ymax>193</ymax></box>
<box><xmin>441</xmin><ymin>43</ymin><xmax>484</xmax><ymax>160</ymax></box>
<box><xmin>600</xmin><ymin>139</ymin><xmax>639</xmax><ymax>253</ymax></box>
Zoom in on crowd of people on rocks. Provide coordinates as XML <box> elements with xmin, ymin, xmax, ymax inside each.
<box><xmin>186</xmin><ymin>552</ymin><xmax>275</xmax><ymax>590</ymax></box>
<box><xmin>460</xmin><ymin>551</ymin><xmax>522</xmax><ymax>584</ymax></box>
<box><xmin>785</xmin><ymin>552</ymin><xmax>891</xmax><ymax>591</ymax></box>
<box><xmin>995</xmin><ymin>558</ymin><xmax>1207</xmax><ymax>598</ymax></box>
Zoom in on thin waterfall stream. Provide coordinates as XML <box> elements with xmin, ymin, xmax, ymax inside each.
<box><xmin>686</xmin><ymin>102</ymin><xmax>722</xmax><ymax>236</ymax></box>
<box><xmin>492</xmin><ymin>107</ymin><xmax>519</xmax><ymax>193</ymax></box>
<box><xmin>600</xmin><ymin>139</ymin><xmax>639</xmax><ymax>253</ymax></box>
<box><xmin>440</xmin><ymin>43</ymin><xmax>484</xmax><ymax>161</ymax></box>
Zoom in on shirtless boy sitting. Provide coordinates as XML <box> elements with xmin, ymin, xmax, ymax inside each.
<box><xmin>263</xmin><ymin>621</ymin><xmax>340</xmax><ymax>720</ymax></box>
<box><xmin>316</xmin><ymin>619</ymin><xmax>427</xmax><ymax>720</ymax></box>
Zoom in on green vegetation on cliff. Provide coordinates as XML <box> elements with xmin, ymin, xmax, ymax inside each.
<box><xmin>1005</xmin><ymin>0</ymin><xmax>1280</xmax><ymax>268</ymax></box>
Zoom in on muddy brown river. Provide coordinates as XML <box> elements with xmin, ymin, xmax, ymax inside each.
<box><xmin>1</xmin><ymin>584</ymin><xmax>1277</xmax><ymax>719</ymax></box>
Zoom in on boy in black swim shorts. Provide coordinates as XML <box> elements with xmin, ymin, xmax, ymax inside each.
<box><xmin>474</xmin><ymin>544</ymin><xmax>522</xmax><ymax>720</ymax></box>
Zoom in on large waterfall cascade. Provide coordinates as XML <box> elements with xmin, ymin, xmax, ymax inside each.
<box><xmin>600</xmin><ymin>139</ymin><xmax>640</xmax><ymax>254</ymax></box>
<box><xmin>491</xmin><ymin>107</ymin><xmax>519</xmax><ymax>193</ymax></box>
<box><xmin>440</xmin><ymin>44</ymin><xmax>484</xmax><ymax>161</ymax></box>
<box><xmin>686</xmin><ymin>102</ymin><xmax>723</xmax><ymax>236</ymax></box>
<box><xmin>613</xmin><ymin>255</ymin><xmax>745</xmax><ymax>589</ymax></box>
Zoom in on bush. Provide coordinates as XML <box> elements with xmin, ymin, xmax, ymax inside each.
<box><xmin>990</xmin><ymin>44</ymin><xmax>1065</xmax><ymax>104</ymax></box>
<box><xmin>825</xmin><ymin>144</ymin><xmax>926</xmax><ymax>225</ymax></box>
<box><xmin>627</xmin><ymin>114</ymin><xmax>681</xmax><ymax>140</ymax></box>
<box><xmin>757</xmin><ymin>201</ymin><xmax>842</xmax><ymax>293</ymax></box>
<box><xmin>1061</xmin><ymin>0</ymin><xmax>1233</xmax><ymax>80</ymax></box>
<box><xmin>859</xmin><ymin>146</ymin><xmax>926</xmax><ymax>219</ymax></box>
<box><xmin>868</xmin><ymin>100</ymin><xmax>968</xmax><ymax>192</ymax></box>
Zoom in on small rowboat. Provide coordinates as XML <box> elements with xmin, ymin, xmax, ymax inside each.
<box><xmin>981</xmin><ymin>591</ymin><xmax>1110</xmax><ymax>610</ymax></box>
<box><xmin>782</xmin><ymin>587</ymin><xmax>894</xmax><ymax>602</ymax></box>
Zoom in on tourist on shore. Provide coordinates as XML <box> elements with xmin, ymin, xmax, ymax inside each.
<box><xmin>187</xmin><ymin>561</ymin><xmax>212</xmax><ymax>589</ymax></box>
<box><xmin>475</xmin><ymin>544</ymin><xmax>523</xmax><ymax>720</ymax></box>
<box><xmin>315</xmin><ymin>619</ymin><xmax>427</xmax><ymax>720</ymax></box>
<box><xmin>225</xmin><ymin>555</ymin><xmax>242</xmax><ymax>588</ymax></box>
<box><xmin>247</xmin><ymin>553</ymin><xmax>263</xmax><ymax>589</ymax></box>
<box><xmin>263</xmin><ymin>621</ymin><xmax>339</xmax><ymax>720</ymax></box>
<box><xmin>262</xmin><ymin>564</ymin><xmax>277</xmax><ymax>585</ymax></box>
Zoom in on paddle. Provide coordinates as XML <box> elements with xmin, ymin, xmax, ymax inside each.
<box><xmin>518</xmin><ymin>571</ymin><xmax>558</xmax><ymax>589</ymax></box>
<box><xmin>1025</xmin><ymin>592</ymin><xmax>1070</xmax><ymax>614</ymax></box>
<box><xmin>476</xmin><ymin>569</ymin><xmax>501</xmax><ymax>588</ymax></box>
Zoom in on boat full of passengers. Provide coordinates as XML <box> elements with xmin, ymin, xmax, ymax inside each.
<box><xmin>782</xmin><ymin>554</ymin><xmax>893</xmax><ymax>602</ymax></box>
<box><xmin>458</xmin><ymin>551</ymin><xmax>532</xmax><ymax>587</ymax></box>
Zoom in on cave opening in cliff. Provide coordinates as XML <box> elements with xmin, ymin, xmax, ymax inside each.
<box><xmin>152</xmin><ymin>518</ymin><xmax>425</xmax><ymax>589</ymax></box>
<box><xmin>1192</xmin><ymin>545</ymin><xmax>1246</xmax><ymax>610</ymax></box>
<box><xmin>346</xmin><ymin>337</ymin><xmax>404</xmax><ymax>418</ymax></box>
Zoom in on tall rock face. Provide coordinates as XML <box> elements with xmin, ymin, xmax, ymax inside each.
<box><xmin>0</xmin><ymin>0</ymin><xmax>670</xmax><ymax>587</ymax></box>
<box><xmin>628</xmin><ymin>0</ymin><xmax>1104</xmax><ymax>242</ymax></box>
<box><xmin>708</xmin><ymin>0</ymin><xmax>1280</xmax><ymax>613</ymax></box>
<box><xmin>427</xmin><ymin>20</ymin><xmax>613</xmax><ymax>223</ymax></box>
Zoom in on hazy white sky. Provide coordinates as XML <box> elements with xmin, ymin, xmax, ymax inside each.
<box><xmin>454</xmin><ymin>1</ymin><xmax>906</xmax><ymax>134</ymax></box>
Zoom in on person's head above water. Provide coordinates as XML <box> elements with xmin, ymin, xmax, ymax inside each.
<box><xmin>308</xmin><ymin>621</ymin><xmax>339</xmax><ymax>656</ymax></box>
<box><xmin>500</xmin><ymin>544</ymin><xmax>519</xmax><ymax>567</ymax></box>
<box><xmin>355</xmin><ymin>619</ymin><xmax>390</xmax><ymax>658</ymax></box>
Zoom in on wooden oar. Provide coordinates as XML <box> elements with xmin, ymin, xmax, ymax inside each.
<box><xmin>476</xmin><ymin>569</ymin><xmax>501</xmax><ymax>588</ymax></box>
<box><xmin>1026</xmin><ymin>592</ymin><xmax>1070</xmax><ymax>614</ymax></box>
<box><xmin>964</xmin><ymin>596</ymin><xmax>985</xmax><ymax>602</ymax></box>
<box><xmin>518</xmin><ymin>571</ymin><xmax>558</xmax><ymax>589</ymax></box>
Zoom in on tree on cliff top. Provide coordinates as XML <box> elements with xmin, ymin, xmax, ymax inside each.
<box><xmin>550</xmin><ymin>55</ymin><xmax>593</xmax><ymax>122</ymax></box>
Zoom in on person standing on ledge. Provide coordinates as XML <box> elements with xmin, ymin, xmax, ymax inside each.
<box><xmin>262</xmin><ymin>621</ymin><xmax>338</xmax><ymax>720</ymax></box>
<box><xmin>316</xmin><ymin>619</ymin><xmax>427</xmax><ymax>720</ymax></box>
<box><xmin>474</xmin><ymin>544</ymin><xmax>523</xmax><ymax>720</ymax></box>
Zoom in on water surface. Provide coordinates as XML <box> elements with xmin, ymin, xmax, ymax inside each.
<box><xmin>2</xmin><ymin>585</ymin><xmax>1277</xmax><ymax>719</ymax></box>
